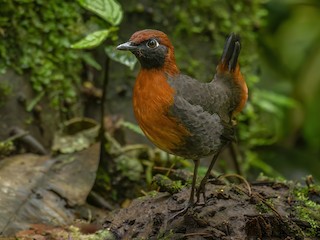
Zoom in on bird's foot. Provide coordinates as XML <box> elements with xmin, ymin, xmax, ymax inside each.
<box><xmin>169</xmin><ymin>192</ymin><xmax>206</xmax><ymax>222</ymax></box>
<box><xmin>195</xmin><ymin>183</ymin><xmax>207</xmax><ymax>205</ymax></box>
<box><xmin>168</xmin><ymin>201</ymin><xmax>195</xmax><ymax>222</ymax></box>
<box><xmin>196</xmin><ymin>176</ymin><xmax>221</xmax><ymax>204</ymax></box>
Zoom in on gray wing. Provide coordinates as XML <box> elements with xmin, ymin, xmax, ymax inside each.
<box><xmin>169</xmin><ymin>95</ymin><xmax>231</xmax><ymax>158</ymax></box>
<box><xmin>167</xmin><ymin>74</ymin><xmax>233</xmax><ymax>123</ymax></box>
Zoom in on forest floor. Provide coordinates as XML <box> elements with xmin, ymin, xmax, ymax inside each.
<box><xmin>104</xmin><ymin>179</ymin><xmax>317</xmax><ymax>240</ymax></box>
<box><xmin>14</xmin><ymin>178</ymin><xmax>319</xmax><ymax>239</ymax></box>
<box><xmin>0</xmin><ymin>140</ymin><xmax>319</xmax><ymax>239</ymax></box>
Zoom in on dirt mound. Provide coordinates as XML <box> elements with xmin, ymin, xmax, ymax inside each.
<box><xmin>105</xmin><ymin>180</ymin><xmax>314</xmax><ymax>239</ymax></box>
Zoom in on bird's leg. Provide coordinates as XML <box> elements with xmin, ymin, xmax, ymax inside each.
<box><xmin>189</xmin><ymin>158</ymin><xmax>200</xmax><ymax>205</ymax></box>
<box><xmin>196</xmin><ymin>145</ymin><xmax>226</xmax><ymax>204</ymax></box>
<box><xmin>169</xmin><ymin>159</ymin><xmax>200</xmax><ymax>220</ymax></box>
<box><xmin>229</xmin><ymin>142</ymin><xmax>242</xmax><ymax>175</ymax></box>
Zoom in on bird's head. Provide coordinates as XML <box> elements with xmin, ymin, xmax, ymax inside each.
<box><xmin>117</xmin><ymin>29</ymin><xmax>179</xmax><ymax>74</ymax></box>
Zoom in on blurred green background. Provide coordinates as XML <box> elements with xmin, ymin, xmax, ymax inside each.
<box><xmin>256</xmin><ymin>0</ymin><xmax>320</xmax><ymax>180</ymax></box>
<box><xmin>0</xmin><ymin>0</ymin><xmax>319</xmax><ymax>181</ymax></box>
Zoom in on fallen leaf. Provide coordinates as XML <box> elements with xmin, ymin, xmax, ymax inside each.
<box><xmin>52</xmin><ymin>118</ymin><xmax>99</xmax><ymax>154</ymax></box>
<box><xmin>0</xmin><ymin>144</ymin><xmax>100</xmax><ymax>236</ymax></box>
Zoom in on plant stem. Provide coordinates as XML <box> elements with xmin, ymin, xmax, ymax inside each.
<box><xmin>99</xmin><ymin>56</ymin><xmax>110</xmax><ymax>169</ymax></box>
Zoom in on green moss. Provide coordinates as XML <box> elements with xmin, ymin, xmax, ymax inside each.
<box><xmin>67</xmin><ymin>226</ymin><xmax>115</xmax><ymax>240</ymax></box>
<box><xmin>293</xmin><ymin>186</ymin><xmax>320</xmax><ymax>237</ymax></box>
<box><xmin>0</xmin><ymin>0</ymin><xmax>85</xmax><ymax>114</ymax></box>
<box><xmin>255</xmin><ymin>198</ymin><xmax>274</xmax><ymax>214</ymax></box>
<box><xmin>136</xmin><ymin>190</ymin><xmax>159</xmax><ymax>201</ymax></box>
<box><xmin>147</xmin><ymin>190</ymin><xmax>159</xmax><ymax>197</ymax></box>
<box><xmin>157</xmin><ymin>229</ymin><xmax>174</xmax><ymax>240</ymax></box>
<box><xmin>153</xmin><ymin>174</ymin><xmax>183</xmax><ymax>194</ymax></box>
<box><xmin>0</xmin><ymin>141</ymin><xmax>15</xmax><ymax>157</ymax></box>
<box><xmin>0</xmin><ymin>83</ymin><xmax>12</xmax><ymax>107</ymax></box>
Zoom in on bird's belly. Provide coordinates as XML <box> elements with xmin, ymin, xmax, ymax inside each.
<box><xmin>133</xmin><ymin>101</ymin><xmax>222</xmax><ymax>159</ymax></box>
<box><xmin>133</xmin><ymin>103</ymin><xmax>190</xmax><ymax>154</ymax></box>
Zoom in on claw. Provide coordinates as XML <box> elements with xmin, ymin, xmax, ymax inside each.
<box><xmin>168</xmin><ymin>201</ymin><xmax>193</xmax><ymax>222</ymax></box>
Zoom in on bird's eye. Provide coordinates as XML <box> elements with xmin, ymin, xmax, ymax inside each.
<box><xmin>146</xmin><ymin>39</ymin><xmax>159</xmax><ymax>49</ymax></box>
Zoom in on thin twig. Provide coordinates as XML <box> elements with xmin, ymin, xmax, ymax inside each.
<box><xmin>5</xmin><ymin>131</ymin><xmax>29</xmax><ymax>142</ymax></box>
<box><xmin>153</xmin><ymin>166</ymin><xmax>177</xmax><ymax>173</ymax></box>
<box><xmin>230</xmin><ymin>179</ymin><xmax>283</xmax><ymax>220</ymax></box>
<box><xmin>140</xmin><ymin>189</ymin><xmax>148</xmax><ymax>196</ymax></box>
<box><xmin>183</xmin><ymin>232</ymin><xmax>212</xmax><ymax>237</ymax></box>
<box><xmin>121</xmin><ymin>144</ymin><xmax>150</xmax><ymax>153</ymax></box>
<box><xmin>219</xmin><ymin>173</ymin><xmax>252</xmax><ymax>196</ymax></box>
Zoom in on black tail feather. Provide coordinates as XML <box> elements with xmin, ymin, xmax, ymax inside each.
<box><xmin>221</xmin><ymin>33</ymin><xmax>241</xmax><ymax>72</ymax></box>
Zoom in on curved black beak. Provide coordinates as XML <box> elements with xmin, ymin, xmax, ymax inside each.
<box><xmin>116</xmin><ymin>41</ymin><xmax>138</xmax><ymax>51</ymax></box>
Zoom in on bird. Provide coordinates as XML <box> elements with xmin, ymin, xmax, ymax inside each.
<box><xmin>117</xmin><ymin>29</ymin><xmax>248</xmax><ymax>208</ymax></box>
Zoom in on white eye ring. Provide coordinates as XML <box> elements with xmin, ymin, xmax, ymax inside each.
<box><xmin>146</xmin><ymin>39</ymin><xmax>159</xmax><ymax>49</ymax></box>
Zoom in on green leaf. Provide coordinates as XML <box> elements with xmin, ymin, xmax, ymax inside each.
<box><xmin>246</xmin><ymin>151</ymin><xmax>281</xmax><ymax>177</ymax></box>
<box><xmin>27</xmin><ymin>92</ymin><xmax>45</xmax><ymax>112</ymax></box>
<box><xmin>105</xmin><ymin>46</ymin><xmax>137</xmax><ymax>70</ymax></box>
<box><xmin>120</xmin><ymin>121</ymin><xmax>144</xmax><ymax>136</ymax></box>
<box><xmin>78</xmin><ymin>0</ymin><xmax>123</xmax><ymax>26</ymax></box>
<box><xmin>81</xmin><ymin>52</ymin><xmax>102</xmax><ymax>70</ymax></box>
<box><xmin>71</xmin><ymin>30</ymin><xmax>110</xmax><ymax>49</ymax></box>
<box><xmin>258</xmin><ymin>90</ymin><xmax>297</xmax><ymax>108</ymax></box>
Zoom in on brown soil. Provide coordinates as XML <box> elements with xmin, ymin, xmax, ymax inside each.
<box><xmin>105</xmin><ymin>180</ymin><xmax>310</xmax><ymax>239</ymax></box>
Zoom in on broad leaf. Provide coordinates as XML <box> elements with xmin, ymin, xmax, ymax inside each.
<box><xmin>78</xmin><ymin>0</ymin><xmax>123</xmax><ymax>26</ymax></box>
<box><xmin>52</xmin><ymin>118</ymin><xmax>99</xmax><ymax>154</ymax></box>
<box><xmin>71</xmin><ymin>30</ymin><xmax>110</xmax><ymax>49</ymax></box>
<box><xmin>0</xmin><ymin>144</ymin><xmax>100</xmax><ymax>236</ymax></box>
<box><xmin>105</xmin><ymin>46</ymin><xmax>137</xmax><ymax>70</ymax></box>
<box><xmin>81</xmin><ymin>52</ymin><xmax>102</xmax><ymax>70</ymax></box>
